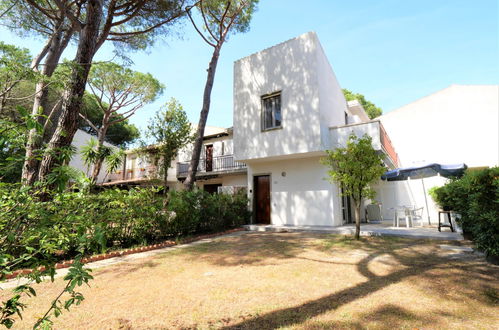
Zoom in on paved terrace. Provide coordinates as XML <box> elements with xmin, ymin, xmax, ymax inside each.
<box><xmin>245</xmin><ymin>220</ymin><xmax>463</xmax><ymax>240</ymax></box>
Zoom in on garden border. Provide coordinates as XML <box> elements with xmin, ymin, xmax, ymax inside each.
<box><xmin>5</xmin><ymin>228</ymin><xmax>244</xmax><ymax>280</ymax></box>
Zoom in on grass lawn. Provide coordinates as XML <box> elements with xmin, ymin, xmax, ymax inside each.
<box><xmin>2</xmin><ymin>232</ymin><xmax>498</xmax><ymax>329</ymax></box>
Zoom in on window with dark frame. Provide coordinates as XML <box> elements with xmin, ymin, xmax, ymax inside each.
<box><xmin>261</xmin><ymin>92</ymin><xmax>282</xmax><ymax>130</ymax></box>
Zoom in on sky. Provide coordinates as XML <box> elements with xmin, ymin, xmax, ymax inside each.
<box><xmin>1</xmin><ymin>0</ymin><xmax>498</xmax><ymax>132</ymax></box>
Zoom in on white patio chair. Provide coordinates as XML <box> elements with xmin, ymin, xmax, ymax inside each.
<box><xmin>410</xmin><ymin>207</ymin><xmax>425</xmax><ymax>227</ymax></box>
<box><xmin>365</xmin><ymin>204</ymin><xmax>382</xmax><ymax>223</ymax></box>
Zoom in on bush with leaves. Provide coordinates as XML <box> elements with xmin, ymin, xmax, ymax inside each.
<box><xmin>432</xmin><ymin>167</ymin><xmax>499</xmax><ymax>257</ymax></box>
<box><xmin>0</xmin><ymin>183</ymin><xmax>95</xmax><ymax>328</ymax></box>
<box><xmin>0</xmin><ymin>184</ymin><xmax>250</xmax><ymax>327</ymax></box>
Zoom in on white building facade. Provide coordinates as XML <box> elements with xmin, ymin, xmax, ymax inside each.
<box><xmin>233</xmin><ymin>32</ymin><xmax>398</xmax><ymax>226</ymax></box>
<box><xmin>374</xmin><ymin>84</ymin><xmax>499</xmax><ymax>222</ymax></box>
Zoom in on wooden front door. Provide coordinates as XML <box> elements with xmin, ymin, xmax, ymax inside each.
<box><xmin>205</xmin><ymin>145</ymin><xmax>213</xmax><ymax>172</ymax></box>
<box><xmin>254</xmin><ymin>175</ymin><xmax>271</xmax><ymax>224</ymax></box>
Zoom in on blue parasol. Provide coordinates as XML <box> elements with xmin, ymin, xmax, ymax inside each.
<box><xmin>381</xmin><ymin>163</ymin><xmax>467</xmax><ymax>224</ymax></box>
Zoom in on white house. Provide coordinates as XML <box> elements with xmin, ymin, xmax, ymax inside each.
<box><xmin>233</xmin><ymin>32</ymin><xmax>398</xmax><ymax>226</ymax></box>
<box><xmin>374</xmin><ymin>84</ymin><xmax>499</xmax><ymax>222</ymax></box>
<box><xmin>99</xmin><ymin>32</ymin><xmax>497</xmax><ymax>228</ymax></box>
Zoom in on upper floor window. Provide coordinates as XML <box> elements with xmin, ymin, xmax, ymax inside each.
<box><xmin>262</xmin><ymin>92</ymin><xmax>282</xmax><ymax>131</ymax></box>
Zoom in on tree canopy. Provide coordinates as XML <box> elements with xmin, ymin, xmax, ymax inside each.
<box><xmin>142</xmin><ymin>98</ymin><xmax>193</xmax><ymax>192</ymax></box>
<box><xmin>322</xmin><ymin>134</ymin><xmax>386</xmax><ymax>239</ymax></box>
<box><xmin>343</xmin><ymin>89</ymin><xmax>382</xmax><ymax>119</ymax></box>
<box><xmin>0</xmin><ymin>42</ymin><xmax>34</xmax><ymax>113</ymax></box>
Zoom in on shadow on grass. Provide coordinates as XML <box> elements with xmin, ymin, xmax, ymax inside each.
<box><xmin>91</xmin><ymin>232</ymin><xmax>497</xmax><ymax>329</ymax></box>
<box><xmin>304</xmin><ymin>304</ymin><xmax>440</xmax><ymax>329</ymax></box>
<box><xmin>204</xmin><ymin>233</ymin><xmax>497</xmax><ymax>329</ymax></box>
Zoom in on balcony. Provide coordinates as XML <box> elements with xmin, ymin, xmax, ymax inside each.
<box><xmin>329</xmin><ymin>120</ymin><xmax>399</xmax><ymax>168</ymax></box>
<box><xmin>177</xmin><ymin>154</ymin><xmax>247</xmax><ymax>178</ymax></box>
<box><xmin>103</xmin><ymin>165</ymin><xmax>158</xmax><ymax>185</ymax></box>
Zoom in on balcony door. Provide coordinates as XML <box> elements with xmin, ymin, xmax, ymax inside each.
<box><xmin>254</xmin><ymin>175</ymin><xmax>271</xmax><ymax>224</ymax></box>
<box><xmin>205</xmin><ymin>145</ymin><xmax>213</xmax><ymax>172</ymax></box>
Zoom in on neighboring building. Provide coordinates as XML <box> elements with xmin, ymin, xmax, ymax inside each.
<box><xmin>176</xmin><ymin>127</ymin><xmax>247</xmax><ymax>193</ymax></box>
<box><xmin>379</xmin><ymin>85</ymin><xmax>499</xmax><ymax>168</ymax></box>
<box><xmin>374</xmin><ymin>84</ymin><xmax>499</xmax><ymax>222</ymax></box>
<box><xmin>233</xmin><ymin>32</ymin><xmax>398</xmax><ymax>226</ymax></box>
<box><xmin>69</xmin><ymin>129</ymin><xmax>116</xmax><ymax>184</ymax></box>
<box><xmin>104</xmin><ymin>125</ymin><xmax>247</xmax><ymax>193</ymax></box>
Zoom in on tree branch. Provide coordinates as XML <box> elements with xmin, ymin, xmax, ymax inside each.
<box><xmin>199</xmin><ymin>0</ymin><xmax>218</xmax><ymax>42</ymax></box>
<box><xmin>52</xmin><ymin>0</ymin><xmax>82</xmax><ymax>31</ymax></box>
<box><xmin>218</xmin><ymin>0</ymin><xmax>232</xmax><ymax>40</ymax></box>
<box><xmin>78</xmin><ymin>112</ymin><xmax>99</xmax><ymax>133</ymax></box>
<box><xmin>24</xmin><ymin>0</ymin><xmax>58</xmax><ymax>20</ymax></box>
<box><xmin>186</xmin><ymin>5</ymin><xmax>217</xmax><ymax>47</ymax></box>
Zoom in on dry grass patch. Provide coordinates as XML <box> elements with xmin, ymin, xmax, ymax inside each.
<box><xmin>1</xmin><ymin>232</ymin><xmax>498</xmax><ymax>329</ymax></box>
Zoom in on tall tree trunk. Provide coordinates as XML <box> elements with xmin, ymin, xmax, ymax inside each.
<box><xmin>22</xmin><ymin>23</ymin><xmax>73</xmax><ymax>185</ymax></box>
<box><xmin>183</xmin><ymin>45</ymin><xmax>221</xmax><ymax>190</ymax></box>
<box><xmin>38</xmin><ymin>0</ymin><xmax>103</xmax><ymax>182</ymax></box>
<box><xmin>354</xmin><ymin>200</ymin><xmax>361</xmax><ymax>240</ymax></box>
<box><xmin>163</xmin><ymin>160</ymin><xmax>168</xmax><ymax>195</ymax></box>
<box><xmin>90</xmin><ymin>125</ymin><xmax>108</xmax><ymax>183</ymax></box>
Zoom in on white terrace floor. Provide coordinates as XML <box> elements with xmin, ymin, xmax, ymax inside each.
<box><xmin>245</xmin><ymin>220</ymin><xmax>463</xmax><ymax>241</ymax></box>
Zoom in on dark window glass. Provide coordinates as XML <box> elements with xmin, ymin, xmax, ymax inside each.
<box><xmin>262</xmin><ymin>93</ymin><xmax>282</xmax><ymax>130</ymax></box>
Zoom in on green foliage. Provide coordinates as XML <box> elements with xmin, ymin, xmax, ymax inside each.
<box><xmin>322</xmin><ymin>134</ymin><xmax>386</xmax><ymax>203</ymax></box>
<box><xmin>0</xmin><ymin>183</ymin><xmax>249</xmax><ymax>327</ymax></box>
<box><xmin>79</xmin><ymin>93</ymin><xmax>141</xmax><ymax>147</ymax></box>
<box><xmin>88</xmin><ymin>62</ymin><xmax>164</xmax><ymax>106</ymax></box>
<box><xmin>142</xmin><ymin>98</ymin><xmax>193</xmax><ymax>190</ymax></box>
<box><xmin>104</xmin><ymin>149</ymin><xmax>125</xmax><ymax>176</ymax></box>
<box><xmin>0</xmin><ymin>183</ymin><xmax>95</xmax><ymax>328</ymax></box>
<box><xmin>322</xmin><ymin>134</ymin><xmax>386</xmax><ymax>239</ymax></box>
<box><xmin>343</xmin><ymin>88</ymin><xmax>382</xmax><ymax>119</ymax></box>
<box><xmin>0</xmin><ymin>106</ymin><xmax>46</xmax><ymax>183</ymax></box>
<box><xmin>431</xmin><ymin>167</ymin><xmax>499</xmax><ymax>257</ymax></box>
<box><xmin>0</xmin><ymin>42</ymin><xmax>34</xmax><ymax>117</ymax></box>
<box><xmin>80</xmin><ymin>139</ymin><xmax>112</xmax><ymax>170</ymax></box>
<box><xmin>196</xmin><ymin>0</ymin><xmax>259</xmax><ymax>42</ymax></box>
<box><xmin>167</xmin><ymin>189</ymin><xmax>251</xmax><ymax>236</ymax></box>
<box><xmin>83</xmin><ymin>62</ymin><xmax>164</xmax><ymax>152</ymax></box>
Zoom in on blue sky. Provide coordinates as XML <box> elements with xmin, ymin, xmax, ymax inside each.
<box><xmin>1</xmin><ymin>0</ymin><xmax>498</xmax><ymax>131</ymax></box>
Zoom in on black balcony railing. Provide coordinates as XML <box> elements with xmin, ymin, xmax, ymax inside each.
<box><xmin>177</xmin><ymin>154</ymin><xmax>246</xmax><ymax>177</ymax></box>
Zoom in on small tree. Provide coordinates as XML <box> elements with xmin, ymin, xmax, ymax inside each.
<box><xmin>321</xmin><ymin>134</ymin><xmax>386</xmax><ymax>240</ymax></box>
<box><xmin>142</xmin><ymin>99</ymin><xmax>193</xmax><ymax>193</ymax></box>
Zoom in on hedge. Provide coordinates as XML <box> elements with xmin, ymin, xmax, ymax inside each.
<box><xmin>0</xmin><ymin>184</ymin><xmax>251</xmax><ymax>267</ymax></box>
<box><xmin>431</xmin><ymin>167</ymin><xmax>499</xmax><ymax>258</ymax></box>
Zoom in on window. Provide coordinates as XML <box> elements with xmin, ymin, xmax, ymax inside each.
<box><xmin>262</xmin><ymin>92</ymin><xmax>282</xmax><ymax>130</ymax></box>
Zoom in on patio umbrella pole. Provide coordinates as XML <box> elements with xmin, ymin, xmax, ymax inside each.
<box><xmin>421</xmin><ymin>178</ymin><xmax>431</xmax><ymax>225</ymax></box>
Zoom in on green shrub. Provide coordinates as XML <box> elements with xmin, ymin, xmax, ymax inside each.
<box><xmin>167</xmin><ymin>189</ymin><xmax>251</xmax><ymax>236</ymax></box>
<box><xmin>0</xmin><ymin>184</ymin><xmax>251</xmax><ymax>266</ymax></box>
<box><xmin>432</xmin><ymin>167</ymin><xmax>499</xmax><ymax>257</ymax></box>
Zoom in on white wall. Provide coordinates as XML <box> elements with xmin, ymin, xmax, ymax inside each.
<box><xmin>329</xmin><ymin>121</ymin><xmax>382</xmax><ymax>150</ymax></box>
<box><xmin>379</xmin><ymin>85</ymin><xmax>499</xmax><ymax>168</ymax></box>
<box><xmin>316</xmin><ymin>37</ymin><xmax>350</xmax><ymax>149</ymax></box>
<box><xmin>178</xmin><ymin>130</ymin><xmax>233</xmax><ymax>162</ymax></box>
<box><xmin>234</xmin><ymin>32</ymin><xmax>324</xmax><ymax>161</ymax></box>
<box><xmin>373</xmin><ymin>176</ymin><xmax>448</xmax><ymax>224</ymax></box>
<box><xmin>70</xmin><ymin>129</ymin><xmax>115</xmax><ymax>183</ymax></box>
<box><xmin>246</xmin><ymin>157</ymin><xmax>342</xmax><ymax>226</ymax></box>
